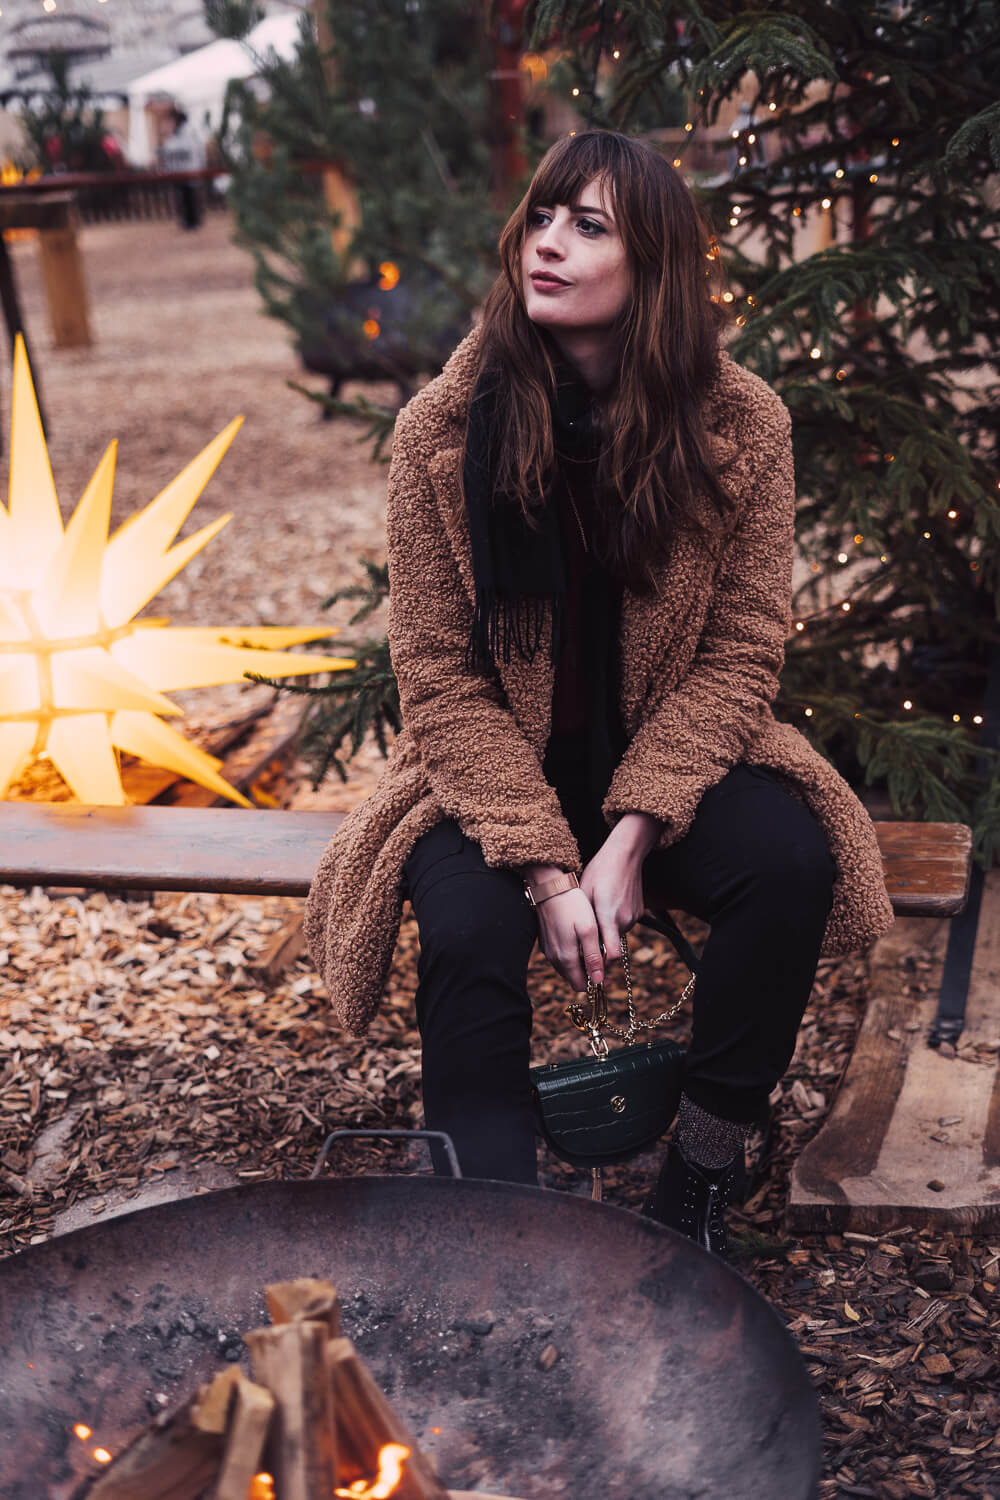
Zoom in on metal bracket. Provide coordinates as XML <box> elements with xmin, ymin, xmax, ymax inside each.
<box><xmin>310</xmin><ymin>1127</ymin><xmax>463</xmax><ymax>1180</ymax></box>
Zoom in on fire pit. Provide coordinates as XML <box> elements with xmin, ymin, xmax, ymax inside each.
<box><xmin>0</xmin><ymin>1175</ymin><xmax>820</xmax><ymax>1499</ymax></box>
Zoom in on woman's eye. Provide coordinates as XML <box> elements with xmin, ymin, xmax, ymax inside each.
<box><xmin>578</xmin><ymin>218</ymin><xmax>605</xmax><ymax>236</ymax></box>
<box><xmin>528</xmin><ymin>209</ymin><xmax>551</xmax><ymax>227</ymax></box>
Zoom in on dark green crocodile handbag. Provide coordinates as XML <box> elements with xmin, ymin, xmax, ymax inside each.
<box><xmin>530</xmin><ymin>911</ymin><xmax>697</xmax><ymax>1186</ymax></box>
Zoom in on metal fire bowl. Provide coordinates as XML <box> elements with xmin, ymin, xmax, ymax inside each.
<box><xmin>0</xmin><ymin>1177</ymin><xmax>820</xmax><ymax>1500</ymax></box>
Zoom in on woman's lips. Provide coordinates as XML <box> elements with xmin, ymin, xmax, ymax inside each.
<box><xmin>529</xmin><ymin>272</ymin><xmax>570</xmax><ymax>291</ymax></box>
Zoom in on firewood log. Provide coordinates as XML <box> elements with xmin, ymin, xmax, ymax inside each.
<box><xmin>326</xmin><ymin>1337</ymin><xmax>446</xmax><ymax>1500</ymax></box>
<box><xmin>245</xmin><ymin>1320</ymin><xmax>337</xmax><ymax>1500</ymax></box>
<box><xmin>193</xmin><ymin>1367</ymin><xmax>242</xmax><ymax>1435</ymax></box>
<box><xmin>265</xmin><ymin>1277</ymin><xmax>341</xmax><ymax>1335</ymax></box>
<box><xmin>212</xmin><ymin>1372</ymin><xmax>275</xmax><ymax>1500</ymax></box>
<box><xmin>83</xmin><ymin>1393</ymin><xmax>222</xmax><ymax>1499</ymax></box>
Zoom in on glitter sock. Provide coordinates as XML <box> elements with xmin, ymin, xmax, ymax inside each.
<box><xmin>676</xmin><ymin>1093</ymin><xmax>752</xmax><ymax>1170</ymax></box>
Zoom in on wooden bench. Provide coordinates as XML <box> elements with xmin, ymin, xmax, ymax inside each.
<box><xmin>0</xmin><ymin>803</ymin><xmax>973</xmax><ymax>911</ymax></box>
<box><xmin>0</xmin><ymin>803</ymin><xmax>981</xmax><ymax>1231</ymax></box>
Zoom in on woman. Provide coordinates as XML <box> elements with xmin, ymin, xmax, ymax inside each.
<box><xmin>305</xmin><ymin>131</ymin><xmax>894</xmax><ymax>1255</ymax></box>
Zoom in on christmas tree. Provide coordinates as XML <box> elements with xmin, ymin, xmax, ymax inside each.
<box><xmin>210</xmin><ymin>0</ymin><xmax>500</xmax><ymax>405</ymax></box>
<box><xmin>230</xmin><ymin>0</ymin><xmax>1000</xmax><ymax>853</ymax></box>
<box><xmin>533</xmin><ymin>0</ymin><xmax>1000</xmax><ymax>854</ymax></box>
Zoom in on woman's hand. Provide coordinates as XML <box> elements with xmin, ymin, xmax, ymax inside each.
<box><xmin>529</xmin><ymin>812</ymin><xmax>663</xmax><ymax>991</ymax></box>
<box><xmin>580</xmin><ymin>812</ymin><xmax>663</xmax><ymax>967</ymax></box>
<box><xmin>534</xmin><ymin>887</ymin><xmax>605</xmax><ymax>992</ymax></box>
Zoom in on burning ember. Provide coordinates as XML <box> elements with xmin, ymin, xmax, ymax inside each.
<box><xmin>335</xmin><ymin>1442</ymin><xmax>410</xmax><ymax>1497</ymax></box>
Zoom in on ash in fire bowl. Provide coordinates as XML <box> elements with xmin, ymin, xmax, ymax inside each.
<box><xmin>0</xmin><ymin>1177</ymin><xmax>820</xmax><ymax>1500</ymax></box>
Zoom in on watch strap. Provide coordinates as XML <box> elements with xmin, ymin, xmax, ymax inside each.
<box><xmin>524</xmin><ymin>871</ymin><xmax>580</xmax><ymax>907</ymax></box>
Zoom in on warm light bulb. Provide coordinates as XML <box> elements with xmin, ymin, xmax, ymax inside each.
<box><xmin>73</xmin><ymin>1425</ymin><xmax>92</xmax><ymax>1441</ymax></box>
<box><xmin>810</xmin><ymin>347</ymin><xmax>822</xmax><ymax>359</ymax></box>
<box><xmin>612</xmin><ymin>49</ymin><xmax>620</xmax><ymax>59</ymax></box>
<box><xmin>903</xmin><ymin>700</ymin><xmax>913</xmax><ymax>710</ymax></box>
<box><xmin>841</xmin><ymin>602</ymin><xmax>851</xmax><ymax>612</ymax></box>
<box><xmin>747</xmin><ymin>133</ymin><xmax>756</xmax><ymax>144</ymax></box>
<box><xmin>722</xmin><ymin>291</ymin><xmax>735</xmax><ymax>303</ymax></box>
<box><xmin>947</xmin><ymin>508</ymin><xmax>957</xmax><ymax>518</ymax></box>
<box><xmin>738</xmin><ymin>155</ymin><xmax>747</xmax><ymax>166</ymax></box>
<box><xmin>854</xmin><ymin>534</ymin><xmax>863</xmax><ymax>544</ymax></box>
<box><xmin>837</xmin><ymin>551</ymin><xmax>848</xmax><ymax>563</ymax></box>
<box><xmin>821</xmin><ymin>198</ymin><xmax>832</xmax><ymax>209</ymax></box>
<box><xmin>953</xmin><ymin>714</ymin><xmax>961</xmax><ymax>723</ymax></box>
<box><xmin>0</xmin><ymin>337</ymin><xmax>354</xmax><ymax>804</ymax></box>
<box><xmin>891</xmin><ymin>137</ymin><xmax>900</xmax><ymax>146</ymax></box>
<box><xmin>673</xmin><ymin>159</ymin><xmax>681</xmax><ymax>167</ymax></box>
<box><xmin>792</xmin><ymin>207</ymin><xmax>802</xmax><ymax>217</ymax></box>
<box><xmin>974</xmin><ymin>715</ymin><xmax>984</xmax><ymax>725</ymax></box>
<box><xmin>768</xmin><ymin>102</ymin><xmax>777</xmax><ymax>111</ymax></box>
<box><xmin>923</xmin><ymin>530</ymin><xmax>931</xmax><ymax>539</ymax></box>
<box><xmin>731</xmin><ymin>129</ymin><xmax>740</xmax><ymax>140</ymax></box>
<box><xmin>571</xmin><ymin>87</ymin><xmax>580</xmax><ymax>97</ymax></box>
<box><xmin>93</xmin><ymin>1449</ymin><xmax>112</xmax><ymax>1465</ymax></box>
<box><xmin>685</xmin><ymin>122</ymin><xmax>694</xmax><ymax>132</ymax></box>
<box><xmin>869</xmin><ymin>173</ymin><xmax>878</xmax><ymax>183</ymax></box>
<box><xmin>880</xmin><ymin>554</ymin><xmax>888</xmax><ymax>563</ymax></box>
<box><xmin>835</xmin><ymin>168</ymin><xmax>845</xmax><ymax>179</ymax></box>
<box><xmin>795</xmin><ymin>621</ymin><xmax>804</xmax><ymax>631</ymax></box>
<box><xmin>836</xmin><ymin>370</ymin><xmax>847</xmax><ymax>380</ymax></box>
<box><xmin>804</xmin><ymin>707</ymin><xmax>813</xmax><ymax>716</ymax></box>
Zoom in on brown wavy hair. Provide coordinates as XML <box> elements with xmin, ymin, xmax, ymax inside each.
<box><xmin>475</xmin><ymin>130</ymin><xmax>734</xmax><ymax>594</ymax></box>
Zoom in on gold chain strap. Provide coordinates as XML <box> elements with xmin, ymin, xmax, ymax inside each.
<box><xmin>566</xmin><ymin>933</ymin><xmax>695</xmax><ymax>1059</ymax></box>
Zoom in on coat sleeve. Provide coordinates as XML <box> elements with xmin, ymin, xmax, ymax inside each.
<box><xmin>386</xmin><ymin>408</ymin><xmax>582</xmax><ymax>872</ymax></box>
<box><xmin>603</xmin><ymin>398</ymin><xmax>795</xmax><ymax>847</ymax></box>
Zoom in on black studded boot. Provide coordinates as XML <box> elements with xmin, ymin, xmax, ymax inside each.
<box><xmin>641</xmin><ymin>1140</ymin><xmax>740</xmax><ymax>1257</ymax></box>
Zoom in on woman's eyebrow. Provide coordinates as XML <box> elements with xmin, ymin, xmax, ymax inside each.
<box><xmin>570</xmin><ymin>203</ymin><xmax>611</xmax><ymax>217</ymax></box>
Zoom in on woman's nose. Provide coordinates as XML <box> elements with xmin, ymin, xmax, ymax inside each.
<box><xmin>535</xmin><ymin>219</ymin><xmax>566</xmax><ymax>257</ymax></box>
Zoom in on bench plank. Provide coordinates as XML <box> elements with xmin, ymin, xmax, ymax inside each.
<box><xmin>0</xmin><ymin>804</ymin><xmax>345</xmax><ymax>897</ymax></box>
<box><xmin>875</xmin><ymin>820</ymin><xmax>973</xmax><ymax>916</ymax></box>
<box><xmin>0</xmin><ymin>806</ymin><xmax>974</xmax><ymax>912</ymax></box>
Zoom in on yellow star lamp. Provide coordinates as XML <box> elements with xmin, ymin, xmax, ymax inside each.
<box><xmin>0</xmin><ymin>336</ymin><xmax>354</xmax><ymax>806</ymax></box>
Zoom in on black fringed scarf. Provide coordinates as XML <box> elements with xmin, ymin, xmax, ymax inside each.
<box><xmin>463</xmin><ymin>365</ymin><xmax>601</xmax><ymax>672</ymax></box>
<box><xmin>462</xmin><ymin>365</ymin><xmax>629</xmax><ymax>842</ymax></box>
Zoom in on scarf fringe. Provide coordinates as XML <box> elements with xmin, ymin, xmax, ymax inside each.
<box><xmin>465</xmin><ymin>591</ymin><xmax>565</xmax><ymax>672</ymax></box>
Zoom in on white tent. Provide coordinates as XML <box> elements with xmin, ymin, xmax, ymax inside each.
<box><xmin>126</xmin><ymin>12</ymin><xmax>303</xmax><ymax>166</ymax></box>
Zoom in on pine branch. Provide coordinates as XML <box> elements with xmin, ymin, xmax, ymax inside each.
<box><xmin>286</xmin><ymin>382</ymin><xmax>397</xmax><ymax>459</ymax></box>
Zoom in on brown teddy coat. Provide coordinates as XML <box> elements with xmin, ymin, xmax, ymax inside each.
<box><xmin>304</xmin><ymin>329</ymin><xmax>894</xmax><ymax>1035</ymax></box>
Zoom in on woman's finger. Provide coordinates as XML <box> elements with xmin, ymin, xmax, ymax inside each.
<box><xmin>575</xmin><ymin>927</ymin><xmax>604</xmax><ymax>991</ymax></box>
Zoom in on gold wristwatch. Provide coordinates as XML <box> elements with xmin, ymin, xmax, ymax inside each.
<box><xmin>523</xmin><ymin>871</ymin><xmax>580</xmax><ymax>908</ymax></box>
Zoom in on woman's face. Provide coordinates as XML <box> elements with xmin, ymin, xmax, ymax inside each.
<box><xmin>520</xmin><ymin>174</ymin><xmax>631</xmax><ymax>336</ymax></box>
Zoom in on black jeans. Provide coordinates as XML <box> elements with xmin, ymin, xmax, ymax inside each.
<box><xmin>402</xmin><ymin>761</ymin><xmax>836</xmax><ymax>1184</ymax></box>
